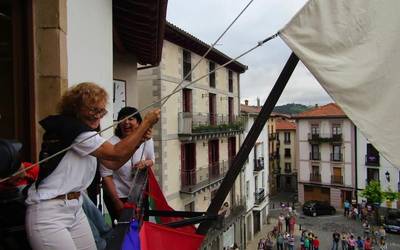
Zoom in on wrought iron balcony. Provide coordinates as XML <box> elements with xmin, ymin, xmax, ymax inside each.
<box><xmin>309</xmin><ymin>152</ymin><xmax>321</xmax><ymax>161</ymax></box>
<box><xmin>178</xmin><ymin>112</ymin><xmax>243</xmax><ymax>139</ymax></box>
<box><xmin>284</xmin><ymin>167</ymin><xmax>292</xmax><ymax>173</ymax></box>
<box><xmin>180</xmin><ymin>160</ymin><xmax>230</xmax><ymax>193</ymax></box>
<box><xmin>254</xmin><ymin>188</ymin><xmax>266</xmax><ymax>205</ymax></box>
<box><xmin>253</xmin><ymin>157</ymin><xmax>264</xmax><ymax>171</ymax></box>
<box><xmin>330</xmin><ymin>153</ymin><xmax>343</xmax><ymax>162</ymax></box>
<box><xmin>308</xmin><ymin>133</ymin><xmax>342</xmax><ymax>143</ymax></box>
<box><xmin>310</xmin><ymin>173</ymin><xmax>321</xmax><ymax>182</ymax></box>
<box><xmin>365</xmin><ymin>154</ymin><xmax>380</xmax><ymax>166</ymax></box>
<box><xmin>284</xmin><ymin>153</ymin><xmax>291</xmax><ymax>158</ymax></box>
<box><xmin>331</xmin><ymin>175</ymin><xmax>344</xmax><ymax>185</ymax></box>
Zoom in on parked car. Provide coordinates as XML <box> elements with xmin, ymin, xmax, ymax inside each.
<box><xmin>384</xmin><ymin>210</ymin><xmax>400</xmax><ymax>233</ymax></box>
<box><xmin>302</xmin><ymin>200</ymin><xmax>336</xmax><ymax>216</ymax></box>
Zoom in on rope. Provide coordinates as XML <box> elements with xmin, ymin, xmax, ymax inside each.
<box><xmin>0</xmin><ymin>30</ymin><xmax>279</xmax><ymax>184</ymax></box>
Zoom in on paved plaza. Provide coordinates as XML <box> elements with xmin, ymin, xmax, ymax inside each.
<box><xmin>247</xmin><ymin>193</ymin><xmax>400</xmax><ymax>249</ymax></box>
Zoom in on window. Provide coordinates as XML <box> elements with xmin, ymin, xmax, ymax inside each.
<box><xmin>262</xmin><ymin>172</ymin><xmax>265</xmax><ymax>188</ymax></box>
<box><xmin>366</xmin><ymin>168</ymin><xmax>379</xmax><ymax>184</ymax></box>
<box><xmin>182</xmin><ymin>88</ymin><xmax>192</xmax><ymax>113</ymax></box>
<box><xmin>228</xmin><ymin>97</ymin><xmax>234</xmax><ymax>123</ymax></box>
<box><xmin>311</xmin><ymin>144</ymin><xmax>320</xmax><ymax>160</ymax></box>
<box><xmin>209</xmin><ymin>62</ymin><xmax>216</xmax><ymax>87</ymax></box>
<box><xmin>332</xmin><ymin>124</ymin><xmax>342</xmax><ymax>135</ymax></box>
<box><xmin>209</xmin><ymin>93</ymin><xmax>217</xmax><ymax>125</ymax></box>
<box><xmin>312</xmin><ymin>165</ymin><xmax>319</xmax><ymax>175</ymax></box>
<box><xmin>228</xmin><ymin>70</ymin><xmax>233</xmax><ymax>92</ymax></box>
<box><xmin>285</xmin><ymin>163</ymin><xmax>291</xmax><ymax>173</ymax></box>
<box><xmin>183</xmin><ymin>50</ymin><xmax>191</xmax><ymax>81</ymax></box>
<box><xmin>366</xmin><ymin>143</ymin><xmax>380</xmax><ymax>165</ymax></box>
<box><xmin>311</xmin><ymin>125</ymin><xmax>320</xmax><ymax>135</ymax></box>
<box><xmin>332</xmin><ymin>144</ymin><xmax>342</xmax><ymax>161</ymax></box>
<box><xmin>285</xmin><ymin>148</ymin><xmax>291</xmax><ymax>158</ymax></box>
<box><xmin>284</xmin><ymin>132</ymin><xmax>291</xmax><ymax>143</ymax></box>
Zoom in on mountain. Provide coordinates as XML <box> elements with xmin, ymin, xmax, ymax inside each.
<box><xmin>273</xmin><ymin>103</ymin><xmax>310</xmax><ymax>115</ymax></box>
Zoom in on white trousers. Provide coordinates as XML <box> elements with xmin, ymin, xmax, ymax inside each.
<box><xmin>26</xmin><ymin>198</ymin><xmax>97</xmax><ymax>250</ymax></box>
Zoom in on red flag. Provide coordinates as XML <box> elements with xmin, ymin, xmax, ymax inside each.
<box><xmin>147</xmin><ymin>168</ymin><xmax>196</xmax><ymax>233</ymax></box>
<box><xmin>139</xmin><ymin>221</ymin><xmax>204</xmax><ymax>250</ymax></box>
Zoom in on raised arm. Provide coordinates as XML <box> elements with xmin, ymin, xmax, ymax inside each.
<box><xmin>91</xmin><ymin>109</ymin><xmax>160</xmax><ymax>170</ymax></box>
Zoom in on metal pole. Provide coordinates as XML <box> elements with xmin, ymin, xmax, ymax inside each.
<box><xmin>197</xmin><ymin>53</ymin><xmax>299</xmax><ymax>235</ymax></box>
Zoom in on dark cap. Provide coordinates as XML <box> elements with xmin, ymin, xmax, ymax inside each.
<box><xmin>117</xmin><ymin>106</ymin><xmax>142</xmax><ymax>123</ymax></box>
<box><xmin>0</xmin><ymin>139</ymin><xmax>22</xmax><ymax>178</ymax></box>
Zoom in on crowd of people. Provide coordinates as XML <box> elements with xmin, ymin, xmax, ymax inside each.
<box><xmin>257</xmin><ymin>203</ymin><xmax>298</xmax><ymax>250</ymax></box>
<box><xmin>331</xmin><ymin>227</ymin><xmax>388</xmax><ymax>250</ymax></box>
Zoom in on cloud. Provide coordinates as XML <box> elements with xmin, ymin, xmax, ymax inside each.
<box><xmin>167</xmin><ymin>0</ymin><xmax>332</xmax><ymax>105</ymax></box>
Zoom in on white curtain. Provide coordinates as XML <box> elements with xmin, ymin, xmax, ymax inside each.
<box><xmin>280</xmin><ymin>0</ymin><xmax>400</xmax><ymax>167</ymax></box>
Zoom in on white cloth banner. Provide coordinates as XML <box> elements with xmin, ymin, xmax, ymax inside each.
<box><xmin>280</xmin><ymin>0</ymin><xmax>400</xmax><ymax>167</ymax></box>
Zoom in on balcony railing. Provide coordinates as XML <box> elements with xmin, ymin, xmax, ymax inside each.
<box><xmin>180</xmin><ymin>160</ymin><xmax>230</xmax><ymax>192</ymax></box>
<box><xmin>331</xmin><ymin>175</ymin><xmax>344</xmax><ymax>185</ymax></box>
<box><xmin>254</xmin><ymin>188</ymin><xmax>266</xmax><ymax>205</ymax></box>
<box><xmin>253</xmin><ymin>157</ymin><xmax>264</xmax><ymax>171</ymax></box>
<box><xmin>284</xmin><ymin>140</ymin><xmax>291</xmax><ymax>145</ymax></box>
<box><xmin>330</xmin><ymin>153</ymin><xmax>343</xmax><ymax>162</ymax></box>
<box><xmin>308</xmin><ymin>133</ymin><xmax>342</xmax><ymax>143</ymax></box>
<box><xmin>309</xmin><ymin>152</ymin><xmax>321</xmax><ymax>161</ymax></box>
<box><xmin>310</xmin><ymin>173</ymin><xmax>321</xmax><ymax>182</ymax></box>
<box><xmin>178</xmin><ymin>112</ymin><xmax>243</xmax><ymax>135</ymax></box>
<box><xmin>365</xmin><ymin>154</ymin><xmax>380</xmax><ymax>166</ymax></box>
<box><xmin>284</xmin><ymin>153</ymin><xmax>291</xmax><ymax>158</ymax></box>
<box><xmin>284</xmin><ymin>168</ymin><xmax>291</xmax><ymax>173</ymax></box>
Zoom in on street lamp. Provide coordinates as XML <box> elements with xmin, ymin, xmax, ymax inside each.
<box><xmin>385</xmin><ymin>171</ymin><xmax>390</xmax><ymax>182</ymax></box>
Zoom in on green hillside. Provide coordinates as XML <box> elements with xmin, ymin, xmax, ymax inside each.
<box><xmin>273</xmin><ymin>103</ymin><xmax>310</xmax><ymax>115</ymax></box>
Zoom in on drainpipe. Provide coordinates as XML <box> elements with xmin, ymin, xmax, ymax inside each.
<box><xmin>354</xmin><ymin>126</ymin><xmax>358</xmax><ymax>203</ymax></box>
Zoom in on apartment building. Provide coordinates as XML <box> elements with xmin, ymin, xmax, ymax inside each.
<box><xmin>276</xmin><ymin>119</ymin><xmax>297</xmax><ymax>192</ymax></box>
<box><xmin>137</xmin><ymin>22</ymin><xmax>247</xmax><ymax>250</ymax></box>
<box><xmin>240</xmin><ymin>102</ymin><xmax>269</xmax><ymax>246</ymax></box>
<box><xmin>296</xmin><ymin>103</ymin><xmax>355</xmax><ymax>208</ymax></box>
<box><xmin>267</xmin><ymin>112</ymin><xmax>291</xmax><ymax>195</ymax></box>
<box><xmin>355</xmin><ymin>128</ymin><xmax>400</xmax><ymax>208</ymax></box>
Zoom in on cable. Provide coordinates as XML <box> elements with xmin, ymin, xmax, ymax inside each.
<box><xmin>0</xmin><ymin>32</ymin><xmax>279</xmax><ymax>184</ymax></box>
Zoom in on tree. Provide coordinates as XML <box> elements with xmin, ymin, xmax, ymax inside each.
<box><xmin>383</xmin><ymin>187</ymin><xmax>400</xmax><ymax>207</ymax></box>
<box><xmin>360</xmin><ymin>180</ymin><xmax>385</xmax><ymax>204</ymax></box>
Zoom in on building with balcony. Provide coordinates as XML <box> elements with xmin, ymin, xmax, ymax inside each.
<box><xmin>276</xmin><ymin>119</ymin><xmax>297</xmax><ymax>192</ymax></box>
<box><xmin>266</xmin><ymin>112</ymin><xmax>292</xmax><ymax>195</ymax></box>
<box><xmin>355</xmin><ymin>127</ymin><xmax>400</xmax><ymax>208</ymax></box>
<box><xmin>240</xmin><ymin>102</ymin><xmax>269</xmax><ymax>247</ymax></box>
<box><xmin>137</xmin><ymin>22</ymin><xmax>247</xmax><ymax>250</ymax></box>
<box><xmin>295</xmin><ymin>103</ymin><xmax>355</xmax><ymax>208</ymax></box>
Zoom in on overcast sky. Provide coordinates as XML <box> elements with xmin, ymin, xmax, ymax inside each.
<box><xmin>167</xmin><ymin>0</ymin><xmax>332</xmax><ymax>106</ymax></box>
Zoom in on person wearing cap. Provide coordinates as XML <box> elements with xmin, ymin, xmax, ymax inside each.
<box><xmin>100</xmin><ymin>106</ymin><xmax>155</xmax><ymax>225</ymax></box>
<box><xmin>24</xmin><ymin>82</ymin><xmax>160</xmax><ymax>250</ymax></box>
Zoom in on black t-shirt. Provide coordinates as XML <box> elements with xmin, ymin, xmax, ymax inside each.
<box><xmin>333</xmin><ymin>232</ymin><xmax>340</xmax><ymax>242</ymax></box>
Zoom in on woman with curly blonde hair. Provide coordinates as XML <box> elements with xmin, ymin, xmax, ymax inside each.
<box><xmin>25</xmin><ymin>82</ymin><xmax>160</xmax><ymax>250</ymax></box>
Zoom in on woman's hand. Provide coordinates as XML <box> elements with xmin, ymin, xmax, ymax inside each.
<box><xmin>143</xmin><ymin>109</ymin><xmax>160</xmax><ymax>127</ymax></box>
<box><xmin>134</xmin><ymin>160</ymin><xmax>147</xmax><ymax>170</ymax></box>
